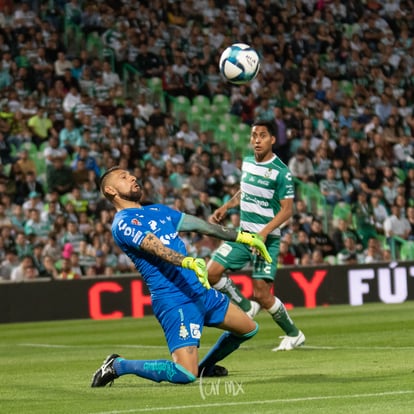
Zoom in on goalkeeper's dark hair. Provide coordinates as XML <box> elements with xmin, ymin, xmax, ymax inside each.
<box><xmin>99</xmin><ymin>166</ymin><xmax>121</xmax><ymax>201</ymax></box>
<box><xmin>252</xmin><ymin>119</ymin><xmax>276</xmax><ymax>137</ymax></box>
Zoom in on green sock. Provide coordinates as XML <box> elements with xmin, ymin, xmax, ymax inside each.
<box><xmin>214</xmin><ymin>276</ymin><xmax>252</xmax><ymax>312</ymax></box>
<box><xmin>268</xmin><ymin>297</ymin><xmax>299</xmax><ymax>336</ymax></box>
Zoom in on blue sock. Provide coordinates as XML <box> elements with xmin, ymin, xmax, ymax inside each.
<box><xmin>199</xmin><ymin>323</ymin><xmax>258</xmax><ymax>373</ymax></box>
<box><xmin>113</xmin><ymin>358</ymin><xmax>196</xmax><ymax>384</ymax></box>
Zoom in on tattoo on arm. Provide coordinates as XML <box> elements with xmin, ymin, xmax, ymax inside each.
<box><xmin>141</xmin><ymin>233</ymin><xmax>186</xmax><ymax>266</ymax></box>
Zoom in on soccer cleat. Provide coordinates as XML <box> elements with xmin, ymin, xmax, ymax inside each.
<box><xmin>198</xmin><ymin>365</ymin><xmax>228</xmax><ymax>377</ymax></box>
<box><xmin>91</xmin><ymin>354</ymin><xmax>120</xmax><ymax>387</ymax></box>
<box><xmin>272</xmin><ymin>330</ymin><xmax>305</xmax><ymax>352</ymax></box>
<box><xmin>245</xmin><ymin>300</ymin><xmax>261</xmax><ymax>319</ymax></box>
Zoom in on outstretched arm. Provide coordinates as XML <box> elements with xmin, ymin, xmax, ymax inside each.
<box><xmin>178</xmin><ymin>214</ymin><xmax>239</xmax><ymax>240</ymax></box>
<box><xmin>141</xmin><ymin>216</ymin><xmax>242</xmax><ymax>259</ymax></box>
<box><xmin>178</xmin><ymin>214</ymin><xmax>272</xmax><ymax>263</ymax></box>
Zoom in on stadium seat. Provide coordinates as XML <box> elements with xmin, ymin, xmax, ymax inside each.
<box><xmin>198</xmin><ymin>113</ymin><xmax>216</xmax><ymax>133</ymax></box>
<box><xmin>102</xmin><ymin>48</ymin><xmax>115</xmax><ymax>71</ymax></box>
<box><xmin>21</xmin><ymin>142</ymin><xmax>38</xmax><ymax>157</ymax></box>
<box><xmin>60</xmin><ymin>193</ymin><xmax>70</xmax><ymax>205</ymax></box>
<box><xmin>333</xmin><ymin>202</ymin><xmax>352</xmax><ymax>225</ymax></box>
<box><xmin>38</xmin><ymin>141</ymin><xmax>49</xmax><ymax>153</ymax></box>
<box><xmin>375</xmin><ymin>234</ymin><xmax>387</xmax><ymax>248</ymax></box>
<box><xmin>400</xmin><ymin>241</ymin><xmax>414</xmax><ymax>261</ymax></box>
<box><xmin>192</xmin><ymin>95</ymin><xmax>211</xmax><ymax>111</ymax></box>
<box><xmin>214</xmin><ymin>123</ymin><xmax>235</xmax><ymax>146</ymax></box>
<box><xmin>64</xmin><ymin>15</ymin><xmax>83</xmax><ymax>53</ymax></box>
<box><xmin>394</xmin><ymin>167</ymin><xmax>406</xmax><ymax>182</ymax></box>
<box><xmin>354</xmin><ymin>223</ymin><xmax>378</xmax><ymax>250</ymax></box>
<box><xmin>295</xmin><ymin>180</ymin><xmax>329</xmax><ymax>231</ymax></box>
<box><xmin>212</xmin><ymin>94</ymin><xmax>230</xmax><ymax>110</ymax></box>
<box><xmin>148</xmin><ymin>76</ymin><xmax>162</xmax><ymax>92</ymax></box>
<box><xmin>34</xmin><ymin>157</ymin><xmax>47</xmax><ymax>189</ymax></box>
<box><xmin>234</xmin><ymin>122</ymin><xmax>251</xmax><ymax>136</ymax></box>
<box><xmin>211</xmin><ymin>115</ymin><xmax>237</xmax><ymax>136</ymax></box>
<box><xmin>209</xmin><ymin>104</ymin><xmax>222</xmax><ymax>121</ymax></box>
<box><xmin>171</xmin><ymin>95</ymin><xmax>191</xmax><ymax>122</ymax></box>
<box><xmin>147</xmin><ymin>77</ymin><xmax>163</xmax><ymax>103</ymax></box>
<box><xmin>34</xmin><ymin>156</ymin><xmax>47</xmax><ymax>175</ymax></box>
<box><xmin>188</xmin><ymin>104</ymin><xmax>203</xmax><ymax>124</ymax></box>
<box><xmin>233</xmin><ymin>132</ymin><xmax>250</xmax><ymax>157</ymax></box>
<box><xmin>3</xmin><ymin>163</ymin><xmax>11</xmax><ymax>176</ymax></box>
<box><xmin>222</xmin><ymin>113</ymin><xmax>241</xmax><ymax>128</ymax></box>
<box><xmin>10</xmin><ymin>143</ymin><xmax>18</xmax><ymax>157</ymax></box>
<box><xmin>86</xmin><ymin>33</ymin><xmax>103</xmax><ymax>59</ymax></box>
<box><xmin>339</xmin><ymin>80</ymin><xmax>354</xmax><ymax>97</ymax></box>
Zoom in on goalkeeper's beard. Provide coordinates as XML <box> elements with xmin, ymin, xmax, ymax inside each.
<box><xmin>118</xmin><ymin>188</ymin><xmax>142</xmax><ymax>202</ymax></box>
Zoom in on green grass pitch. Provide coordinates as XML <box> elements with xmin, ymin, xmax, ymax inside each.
<box><xmin>1</xmin><ymin>302</ymin><xmax>413</xmax><ymax>414</ymax></box>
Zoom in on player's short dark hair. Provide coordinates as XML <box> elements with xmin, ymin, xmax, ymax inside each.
<box><xmin>252</xmin><ymin>119</ymin><xmax>276</xmax><ymax>137</ymax></box>
<box><xmin>99</xmin><ymin>166</ymin><xmax>121</xmax><ymax>198</ymax></box>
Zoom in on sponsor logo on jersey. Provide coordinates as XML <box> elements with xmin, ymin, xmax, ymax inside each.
<box><xmin>179</xmin><ymin>323</ymin><xmax>189</xmax><ymax>339</ymax></box>
<box><xmin>264</xmin><ymin>167</ymin><xmax>272</xmax><ymax>178</ymax></box>
<box><xmin>242</xmin><ymin>193</ymin><xmax>270</xmax><ymax>207</ymax></box>
<box><xmin>257</xmin><ymin>178</ymin><xmax>270</xmax><ymax>186</ymax></box>
<box><xmin>243</xmin><ymin>161</ymin><xmax>279</xmax><ymax>180</ymax></box>
<box><xmin>131</xmin><ymin>218</ymin><xmax>141</xmax><ymax>225</ymax></box>
<box><xmin>118</xmin><ymin>219</ymin><xmax>136</xmax><ymax>237</ymax></box>
<box><xmin>217</xmin><ymin>243</ymin><xmax>233</xmax><ymax>257</ymax></box>
<box><xmin>190</xmin><ymin>323</ymin><xmax>201</xmax><ymax>339</ymax></box>
<box><xmin>132</xmin><ymin>231</ymin><xmax>143</xmax><ymax>244</ymax></box>
<box><xmin>160</xmin><ymin>232</ymin><xmax>178</xmax><ymax>245</ymax></box>
<box><xmin>148</xmin><ymin>220</ymin><xmax>158</xmax><ymax>231</ymax></box>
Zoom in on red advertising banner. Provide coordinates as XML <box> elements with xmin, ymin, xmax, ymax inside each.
<box><xmin>1</xmin><ymin>262</ymin><xmax>413</xmax><ymax>323</ymax></box>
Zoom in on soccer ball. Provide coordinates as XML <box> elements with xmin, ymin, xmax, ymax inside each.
<box><xmin>219</xmin><ymin>43</ymin><xmax>260</xmax><ymax>85</ymax></box>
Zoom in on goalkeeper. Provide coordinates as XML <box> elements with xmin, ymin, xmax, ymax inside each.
<box><xmin>91</xmin><ymin>166</ymin><xmax>271</xmax><ymax>387</ymax></box>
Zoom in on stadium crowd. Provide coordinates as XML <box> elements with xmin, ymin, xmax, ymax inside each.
<box><xmin>0</xmin><ymin>0</ymin><xmax>414</xmax><ymax>281</ymax></box>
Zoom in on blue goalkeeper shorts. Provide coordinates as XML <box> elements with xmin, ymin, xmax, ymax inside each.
<box><xmin>152</xmin><ymin>288</ymin><xmax>230</xmax><ymax>353</ymax></box>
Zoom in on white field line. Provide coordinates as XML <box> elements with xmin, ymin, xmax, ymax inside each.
<box><xmin>301</xmin><ymin>345</ymin><xmax>414</xmax><ymax>350</ymax></box>
<box><xmin>14</xmin><ymin>343</ymin><xmax>414</xmax><ymax>351</ymax></box>
<box><xmin>89</xmin><ymin>390</ymin><xmax>414</xmax><ymax>414</ymax></box>
<box><xmin>17</xmin><ymin>343</ymin><xmax>166</xmax><ymax>349</ymax></box>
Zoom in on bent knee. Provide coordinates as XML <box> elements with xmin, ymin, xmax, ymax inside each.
<box><xmin>244</xmin><ymin>321</ymin><xmax>259</xmax><ymax>339</ymax></box>
<box><xmin>253</xmin><ymin>283</ymin><xmax>274</xmax><ymax>307</ymax></box>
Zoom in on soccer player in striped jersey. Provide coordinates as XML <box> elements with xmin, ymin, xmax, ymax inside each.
<box><xmin>208</xmin><ymin>119</ymin><xmax>305</xmax><ymax>351</ymax></box>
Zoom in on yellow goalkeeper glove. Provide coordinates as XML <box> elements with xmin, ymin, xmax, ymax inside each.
<box><xmin>181</xmin><ymin>257</ymin><xmax>211</xmax><ymax>289</ymax></box>
<box><xmin>236</xmin><ymin>231</ymin><xmax>273</xmax><ymax>263</ymax></box>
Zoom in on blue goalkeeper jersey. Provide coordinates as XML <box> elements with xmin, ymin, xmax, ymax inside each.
<box><xmin>111</xmin><ymin>204</ymin><xmax>205</xmax><ymax>302</ymax></box>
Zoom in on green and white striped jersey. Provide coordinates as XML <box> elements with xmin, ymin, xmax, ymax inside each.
<box><xmin>240</xmin><ymin>154</ymin><xmax>294</xmax><ymax>237</ymax></box>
